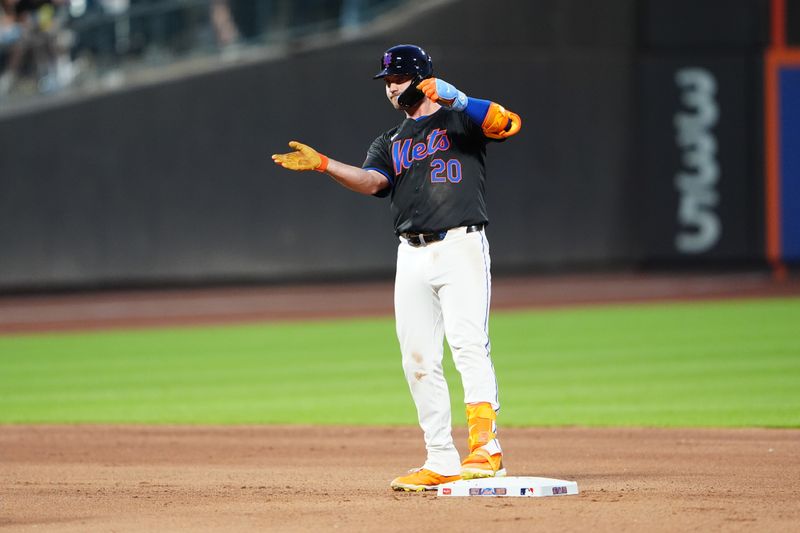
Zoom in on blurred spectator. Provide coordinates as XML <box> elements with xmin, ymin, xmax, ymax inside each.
<box><xmin>1</xmin><ymin>0</ymin><xmax>397</xmax><ymax>103</ymax></box>
<box><xmin>100</xmin><ymin>0</ymin><xmax>130</xmax><ymax>55</ymax></box>
<box><xmin>340</xmin><ymin>0</ymin><xmax>365</xmax><ymax>31</ymax></box>
<box><xmin>0</xmin><ymin>0</ymin><xmax>21</xmax><ymax>44</ymax></box>
<box><xmin>0</xmin><ymin>0</ymin><xmax>22</xmax><ymax>94</ymax></box>
<box><xmin>210</xmin><ymin>0</ymin><xmax>238</xmax><ymax>48</ymax></box>
<box><xmin>72</xmin><ymin>0</ymin><xmax>130</xmax><ymax>75</ymax></box>
<box><xmin>0</xmin><ymin>0</ymin><xmax>75</xmax><ymax>96</ymax></box>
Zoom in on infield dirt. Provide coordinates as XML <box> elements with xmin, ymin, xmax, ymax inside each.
<box><xmin>2</xmin><ymin>272</ymin><xmax>799</xmax><ymax>531</ymax></box>
<box><xmin>1</xmin><ymin>425</ymin><xmax>799</xmax><ymax>532</ymax></box>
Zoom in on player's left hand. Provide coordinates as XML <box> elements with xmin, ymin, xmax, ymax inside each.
<box><xmin>417</xmin><ymin>78</ymin><xmax>467</xmax><ymax>111</ymax></box>
<box><xmin>272</xmin><ymin>141</ymin><xmax>329</xmax><ymax>172</ymax></box>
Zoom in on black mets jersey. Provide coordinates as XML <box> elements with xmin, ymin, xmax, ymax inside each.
<box><xmin>362</xmin><ymin>108</ymin><xmax>492</xmax><ymax>235</ymax></box>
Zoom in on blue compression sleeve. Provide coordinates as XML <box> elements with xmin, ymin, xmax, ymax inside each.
<box><xmin>464</xmin><ymin>97</ymin><xmax>492</xmax><ymax>126</ymax></box>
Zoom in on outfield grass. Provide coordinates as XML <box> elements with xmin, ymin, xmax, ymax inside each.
<box><xmin>0</xmin><ymin>298</ymin><xmax>798</xmax><ymax>427</ymax></box>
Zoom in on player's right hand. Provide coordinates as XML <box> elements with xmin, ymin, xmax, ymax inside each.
<box><xmin>417</xmin><ymin>78</ymin><xmax>467</xmax><ymax>111</ymax></box>
<box><xmin>272</xmin><ymin>141</ymin><xmax>329</xmax><ymax>172</ymax></box>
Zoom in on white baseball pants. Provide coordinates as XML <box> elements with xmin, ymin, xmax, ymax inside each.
<box><xmin>394</xmin><ymin>226</ymin><xmax>499</xmax><ymax>476</ymax></box>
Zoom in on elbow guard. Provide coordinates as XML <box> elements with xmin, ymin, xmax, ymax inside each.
<box><xmin>481</xmin><ymin>103</ymin><xmax>522</xmax><ymax>139</ymax></box>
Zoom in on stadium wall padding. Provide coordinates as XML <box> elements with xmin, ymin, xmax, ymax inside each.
<box><xmin>0</xmin><ymin>0</ymin><xmax>768</xmax><ymax>290</ymax></box>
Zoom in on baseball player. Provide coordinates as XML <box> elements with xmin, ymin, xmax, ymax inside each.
<box><xmin>272</xmin><ymin>44</ymin><xmax>521</xmax><ymax>491</ymax></box>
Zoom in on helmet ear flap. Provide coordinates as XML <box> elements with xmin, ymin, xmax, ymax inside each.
<box><xmin>397</xmin><ymin>74</ymin><xmax>426</xmax><ymax>108</ymax></box>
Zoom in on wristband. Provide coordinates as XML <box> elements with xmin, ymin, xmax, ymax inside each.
<box><xmin>316</xmin><ymin>154</ymin><xmax>329</xmax><ymax>172</ymax></box>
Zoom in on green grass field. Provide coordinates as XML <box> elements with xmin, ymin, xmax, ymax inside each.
<box><xmin>1</xmin><ymin>298</ymin><xmax>798</xmax><ymax>427</ymax></box>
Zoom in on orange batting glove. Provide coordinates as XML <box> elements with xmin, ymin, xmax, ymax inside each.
<box><xmin>272</xmin><ymin>141</ymin><xmax>329</xmax><ymax>172</ymax></box>
<box><xmin>417</xmin><ymin>78</ymin><xmax>467</xmax><ymax>110</ymax></box>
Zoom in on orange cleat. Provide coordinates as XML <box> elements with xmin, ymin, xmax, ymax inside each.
<box><xmin>461</xmin><ymin>447</ymin><xmax>507</xmax><ymax>479</ymax></box>
<box><xmin>390</xmin><ymin>468</ymin><xmax>461</xmax><ymax>492</ymax></box>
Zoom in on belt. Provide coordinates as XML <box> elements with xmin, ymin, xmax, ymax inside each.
<box><xmin>401</xmin><ymin>224</ymin><xmax>484</xmax><ymax>247</ymax></box>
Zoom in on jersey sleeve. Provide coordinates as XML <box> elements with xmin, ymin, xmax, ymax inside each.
<box><xmin>362</xmin><ymin>132</ymin><xmax>394</xmax><ymax>198</ymax></box>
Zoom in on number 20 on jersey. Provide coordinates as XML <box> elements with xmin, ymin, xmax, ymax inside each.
<box><xmin>430</xmin><ymin>158</ymin><xmax>462</xmax><ymax>183</ymax></box>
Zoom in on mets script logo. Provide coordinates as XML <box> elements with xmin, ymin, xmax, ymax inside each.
<box><xmin>391</xmin><ymin>129</ymin><xmax>451</xmax><ymax>175</ymax></box>
<box><xmin>469</xmin><ymin>487</ymin><xmax>507</xmax><ymax>496</ymax></box>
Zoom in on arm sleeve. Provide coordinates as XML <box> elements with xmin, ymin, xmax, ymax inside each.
<box><xmin>362</xmin><ymin>133</ymin><xmax>394</xmax><ymax>198</ymax></box>
<box><xmin>465</xmin><ymin>97</ymin><xmax>492</xmax><ymax>126</ymax></box>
